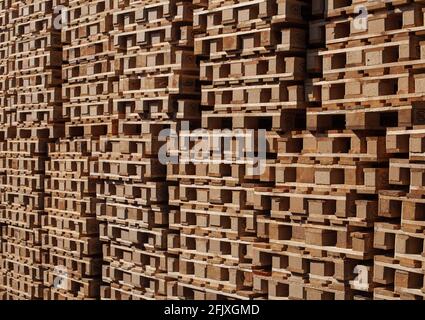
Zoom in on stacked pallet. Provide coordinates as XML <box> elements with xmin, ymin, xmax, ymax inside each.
<box><xmin>43</xmin><ymin>138</ymin><xmax>102</xmax><ymax>299</ymax></box>
<box><xmin>371</xmin><ymin>0</ymin><xmax>425</xmax><ymax>300</ymax></box>
<box><xmin>0</xmin><ymin>0</ymin><xmax>64</xmax><ymax>299</ymax></box>
<box><xmin>93</xmin><ymin>0</ymin><xmax>199</xmax><ymax>300</ymax></box>
<box><xmin>166</xmin><ymin>0</ymin><xmax>309</xmax><ymax>300</ymax></box>
<box><xmin>249</xmin><ymin>1</ymin><xmax>332</xmax><ymax>300</ymax></box>
<box><xmin>43</xmin><ymin>0</ymin><xmax>118</xmax><ymax>299</ymax></box>
<box><xmin>0</xmin><ymin>0</ymin><xmax>10</xmax><ymax>299</ymax></box>
<box><xmin>251</xmin><ymin>0</ymin><xmax>397</xmax><ymax>300</ymax></box>
<box><xmin>289</xmin><ymin>0</ymin><xmax>425</xmax><ymax>300</ymax></box>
